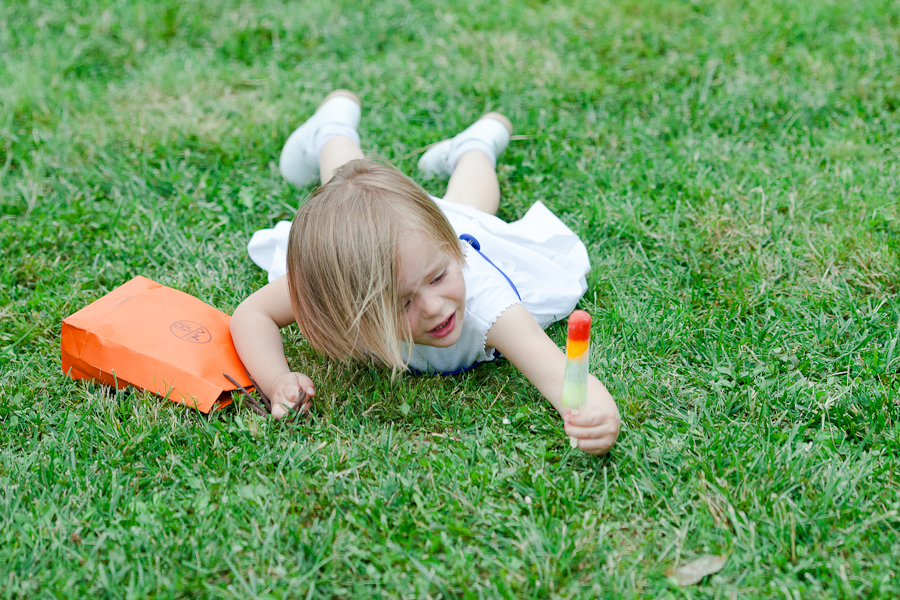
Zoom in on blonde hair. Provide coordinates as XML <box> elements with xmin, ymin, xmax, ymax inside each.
<box><xmin>286</xmin><ymin>158</ymin><xmax>464</xmax><ymax>370</ymax></box>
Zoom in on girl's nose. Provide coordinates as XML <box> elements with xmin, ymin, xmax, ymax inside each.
<box><xmin>420</xmin><ymin>290</ymin><xmax>443</xmax><ymax>318</ymax></box>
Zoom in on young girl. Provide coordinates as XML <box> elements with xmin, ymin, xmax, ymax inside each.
<box><xmin>231</xmin><ymin>90</ymin><xmax>620</xmax><ymax>455</ymax></box>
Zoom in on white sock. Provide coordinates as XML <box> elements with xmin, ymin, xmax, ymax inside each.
<box><xmin>313</xmin><ymin>123</ymin><xmax>360</xmax><ymax>159</ymax></box>
<box><xmin>448</xmin><ymin>139</ymin><xmax>497</xmax><ymax>173</ymax></box>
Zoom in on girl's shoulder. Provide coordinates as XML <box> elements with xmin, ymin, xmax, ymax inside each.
<box><xmin>436</xmin><ymin>198</ymin><xmax>590</xmax><ymax>330</ymax></box>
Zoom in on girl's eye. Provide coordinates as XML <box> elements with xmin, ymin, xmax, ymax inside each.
<box><xmin>404</xmin><ymin>299</ymin><xmax>412</xmax><ymax>311</ymax></box>
<box><xmin>432</xmin><ymin>270</ymin><xmax>446</xmax><ymax>284</ymax></box>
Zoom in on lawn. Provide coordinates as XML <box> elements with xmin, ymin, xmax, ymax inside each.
<box><xmin>2</xmin><ymin>0</ymin><xmax>899</xmax><ymax>597</ymax></box>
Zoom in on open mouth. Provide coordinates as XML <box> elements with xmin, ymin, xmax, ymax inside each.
<box><xmin>427</xmin><ymin>313</ymin><xmax>456</xmax><ymax>338</ymax></box>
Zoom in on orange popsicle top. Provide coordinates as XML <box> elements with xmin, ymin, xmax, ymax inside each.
<box><xmin>566</xmin><ymin>310</ymin><xmax>591</xmax><ymax>358</ymax></box>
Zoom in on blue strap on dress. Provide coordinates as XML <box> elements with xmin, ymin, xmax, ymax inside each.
<box><xmin>458</xmin><ymin>234</ymin><xmax>521</xmax><ymax>301</ymax></box>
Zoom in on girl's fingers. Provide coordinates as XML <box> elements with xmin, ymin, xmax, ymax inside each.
<box><xmin>564</xmin><ymin>421</ymin><xmax>618</xmax><ymax>440</ymax></box>
<box><xmin>272</xmin><ymin>398</ymin><xmax>311</xmax><ymax>419</ymax></box>
<box><xmin>272</xmin><ymin>381</ymin><xmax>313</xmax><ymax>419</ymax></box>
<box><xmin>565</xmin><ymin>413</ymin><xmax>620</xmax><ymax>455</ymax></box>
<box><xmin>272</xmin><ymin>403</ymin><xmax>289</xmax><ymax>419</ymax></box>
<box><xmin>575</xmin><ymin>436</ymin><xmax>616</xmax><ymax>455</ymax></box>
<box><xmin>294</xmin><ymin>373</ymin><xmax>316</xmax><ymax>396</ymax></box>
<box><xmin>565</xmin><ymin>410</ymin><xmax>617</xmax><ymax>427</ymax></box>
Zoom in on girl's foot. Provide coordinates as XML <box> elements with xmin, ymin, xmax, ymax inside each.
<box><xmin>418</xmin><ymin>112</ymin><xmax>512</xmax><ymax>179</ymax></box>
<box><xmin>279</xmin><ymin>90</ymin><xmax>361</xmax><ymax>187</ymax></box>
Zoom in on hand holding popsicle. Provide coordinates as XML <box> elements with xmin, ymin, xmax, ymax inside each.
<box><xmin>563</xmin><ymin>402</ymin><xmax>620</xmax><ymax>455</ymax></box>
<box><xmin>470</xmin><ymin>303</ymin><xmax>621</xmax><ymax>456</ymax></box>
<box><xmin>555</xmin><ymin>309</ymin><xmax>620</xmax><ymax>455</ymax></box>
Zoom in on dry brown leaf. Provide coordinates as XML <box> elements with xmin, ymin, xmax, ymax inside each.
<box><xmin>665</xmin><ymin>554</ymin><xmax>728</xmax><ymax>586</ymax></box>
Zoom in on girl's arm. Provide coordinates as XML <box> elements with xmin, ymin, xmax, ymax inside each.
<box><xmin>230</xmin><ymin>275</ymin><xmax>315</xmax><ymax>418</ymax></box>
<box><xmin>486</xmin><ymin>304</ymin><xmax>621</xmax><ymax>455</ymax></box>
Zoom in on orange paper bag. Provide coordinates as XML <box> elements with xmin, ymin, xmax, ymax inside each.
<box><xmin>61</xmin><ymin>276</ymin><xmax>252</xmax><ymax>413</ymax></box>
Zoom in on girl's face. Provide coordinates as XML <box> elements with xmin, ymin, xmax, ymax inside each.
<box><xmin>398</xmin><ymin>231</ymin><xmax>466</xmax><ymax>348</ymax></box>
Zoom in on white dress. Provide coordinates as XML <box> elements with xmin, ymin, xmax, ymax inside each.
<box><xmin>247</xmin><ymin>198</ymin><xmax>590</xmax><ymax>374</ymax></box>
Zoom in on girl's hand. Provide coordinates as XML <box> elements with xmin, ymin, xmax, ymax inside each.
<box><xmin>269</xmin><ymin>372</ymin><xmax>315</xmax><ymax>419</ymax></box>
<box><xmin>564</xmin><ymin>397</ymin><xmax>621</xmax><ymax>456</ymax></box>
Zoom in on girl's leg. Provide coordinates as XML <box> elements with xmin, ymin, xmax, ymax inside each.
<box><xmin>320</xmin><ymin>136</ymin><xmax>364</xmax><ymax>185</ymax></box>
<box><xmin>279</xmin><ymin>90</ymin><xmax>361</xmax><ymax>188</ymax></box>
<box><xmin>418</xmin><ymin>112</ymin><xmax>512</xmax><ymax>216</ymax></box>
<box><xmin>442</xmin><ymin>150</ymin><xmax>501</xmax><ymax>215</ymax></box>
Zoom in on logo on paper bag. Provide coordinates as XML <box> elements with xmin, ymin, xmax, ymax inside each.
<box><xmin>170</xmin><ymin>320</ymin><xmax>212</xmax><ymax>344</ymax></box>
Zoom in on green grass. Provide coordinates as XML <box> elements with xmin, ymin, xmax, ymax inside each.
<box><xmin>2</xmin><ymin>0</ymin><xmax>900</xmax><ymax>597</ymax></box>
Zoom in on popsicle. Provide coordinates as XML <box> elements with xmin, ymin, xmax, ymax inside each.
<box><xmin>561</xmin><ymin>310</ymin><xmax>591</xmax><ymax>448</ymax></box>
